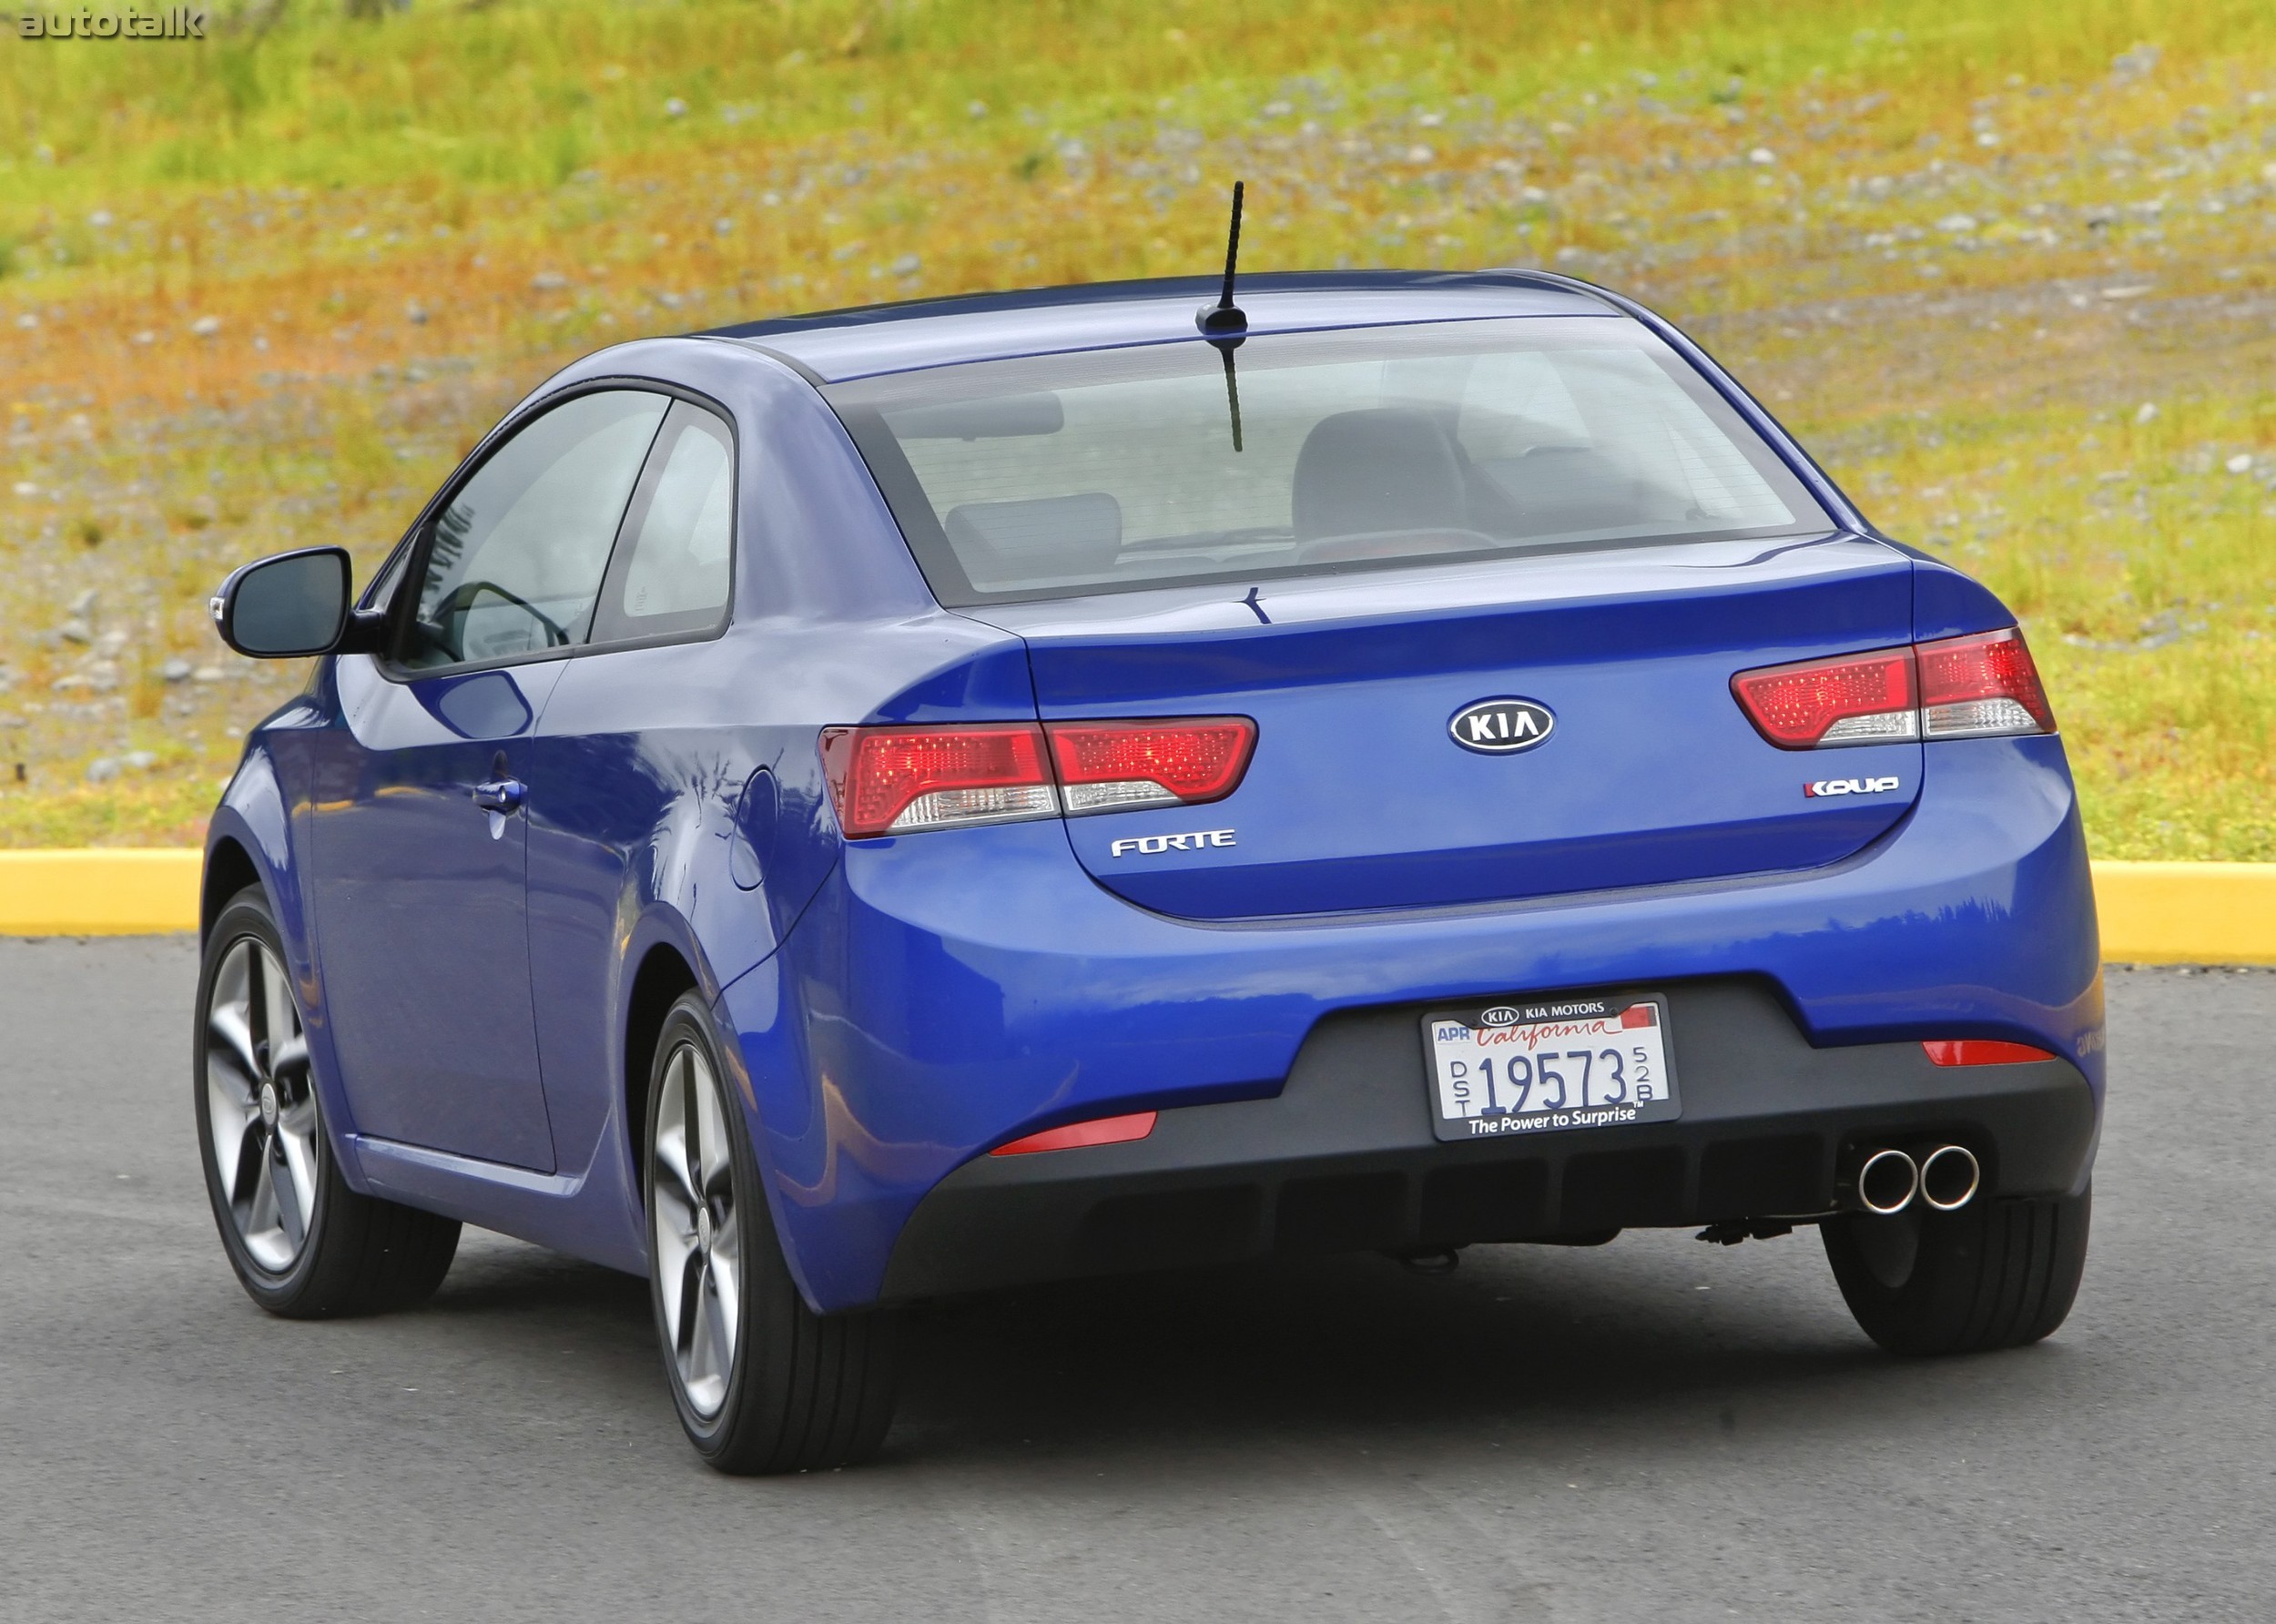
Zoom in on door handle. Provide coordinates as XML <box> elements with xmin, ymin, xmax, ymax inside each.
<box><xmin>472</xmin><ymin>778</ymin><xmax>528</xmax><ymax>814</ymax></box>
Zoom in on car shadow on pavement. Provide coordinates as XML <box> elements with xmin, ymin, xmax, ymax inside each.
<box><xmin>890</xmin><ymin>1242</ymin><xmax>1911</xmax><ymax>1457</ymax></box>
<box><xmin>394</xmin><ymin>1226</ymin><xmax>2077</xmax><ymax>1474</ymax></box>
<box><xmin>427</xmin><ymin>1237</ymin><xmax>653</xmax><ymax>1321</ymax></box>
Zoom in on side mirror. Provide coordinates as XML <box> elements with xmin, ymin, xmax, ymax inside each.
<box><xmin>210</xmin><ymin>546</ymin><xmax>361</xmax><ymax>658</ymax></box>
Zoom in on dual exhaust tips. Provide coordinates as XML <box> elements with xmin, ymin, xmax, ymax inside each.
<box><xmin>1847</xmin><ymin>1144</ymin><xmax>1981</xmax><ymax>1216</ymax></box>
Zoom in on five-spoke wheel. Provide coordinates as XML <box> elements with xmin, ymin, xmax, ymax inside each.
<box><xmin>204</xmin><ymin>933</ymin><xmax>320</xmax><ymax>1273</ymax></box>
<box><xmin>651</xmin><ymin>1036</ymin><xmax>743</xmax><ymax>1418</ymax></box>
<box><xmin>195</xmin><ymin>885</ymin><xmax>461</xmax><ymax>1317</ymax></box>
<box><xmin>643</xmin><ymin>991</ymin><xmax>900</xmax><ymax>1473</ymax></box>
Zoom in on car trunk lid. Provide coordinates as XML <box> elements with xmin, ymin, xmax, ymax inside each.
<box><xmin>966</xmin><ymin>535</ymin><xmax>1920</xmax><ymax>919</ymax></box>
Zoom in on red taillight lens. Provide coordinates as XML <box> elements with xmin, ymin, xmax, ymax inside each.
<box><xmin>1730</xmin><ymin>647</ymin><xmax>1917</xmax><ymax>748</ymax></box>
<box><xmin>1732</xmin><ymin>627</ymin><xmax>2055</xmax><ymax>750</ymax></box>
<box><xmin>819</xmin><ymin>716</ymin><xmax>1258</xmax><ymax>837</ymax></box>
<box><xmin>1045</xmin><ymin>717</ymin><xmax>1257</xmax><ymax>815</ymax></box>
<box><xmin>819</xmin><ymin>723</ymin><xmax>1054</xmax><ymax>838</ymax></box>
<box><xmin>990</xmin><ymin>1111</ymin><xmax>1157</xmax><ymax>1156</ymax></box>
<box><xmin>1916</xmin><ymin>628</ymin><xmax>2056</xmax><ymax>739</ymax></box>
<box><xmin>1923</xmin><ymin>1040</ymin><xmax>2056</xmax><ymax>1066</ymax></box>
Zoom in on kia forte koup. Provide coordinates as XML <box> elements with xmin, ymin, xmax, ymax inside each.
<box><xmin>197</xmin><ymin>268</ymin><xmax>2099</xmax><ymax>1474</ymax></box>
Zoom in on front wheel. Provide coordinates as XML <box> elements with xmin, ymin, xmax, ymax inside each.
<box><xmin>645</xmin><ymin>993</ymin><xmax>899</xmax><ymax>1474</ymax></box>
<box><xmin>195</xmin><ymin>885</ymin><xmax>461</xmax><ymax>1317</ymax></box>
<box><xmin>1823</xmin><ymin>1183</ymin><xmax>2090</xmax><ymax>1355</ymax></box>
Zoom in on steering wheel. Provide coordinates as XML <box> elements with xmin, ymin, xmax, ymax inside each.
<box><xmin>422</xmin><ymin>578</ymin><xmax>572</xmax><ymax>652</ymax></box>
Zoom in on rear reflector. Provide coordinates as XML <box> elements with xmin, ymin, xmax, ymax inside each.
<box><xmin>820</xmin><ymin>723</ymin><xmax>1054</xmax><ymax>838</ymax></box>
<box><xmin>1732</xmin><ymin>626</ymin><xmax>2053</xmax><ymax>749</ymax></box>
<box><xmin>822</xmin><ymin>716</ymin><xmax>1257</xmax><ymax>837</ymax></box>
<box><xmin>990</xmin><ymin>1111</ymin><xmax>1158</xmax><ymax>1156</ymax></box>
<box><xmin>1923</xmin><ymin>1040</ymin><xmax>2057</xmax><ymax>1066</ymax></box>
<box><xmin>1048</xmin><ymin>717</ymin><xmax>1256</xmax><ymax>815</ymax></box>
<box><xmin>1916</xmin><ymin>628</ymin><xmax>2057</xmax><ymax>739</ymax></box>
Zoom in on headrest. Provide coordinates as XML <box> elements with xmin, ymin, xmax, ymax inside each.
<box><xmin>1478</xmin><ymin>444</ymin><xmax>1686</xmax><ymax>535</ymax></box>
<box><xmin>1290</xmin><ymin>408</ymin><xmax>1468</xmax><ymax>542</ymax></box>
<box><xmin>943</xmin><ymin>491</ymin><xmax>1123</xmax><ymax>585</ymax></box>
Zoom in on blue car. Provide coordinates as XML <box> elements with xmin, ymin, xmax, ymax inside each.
<box><xmin>197</xmin><ymin>269</ymin><xmax>2100</xmax><ymax>1474</ymax></box>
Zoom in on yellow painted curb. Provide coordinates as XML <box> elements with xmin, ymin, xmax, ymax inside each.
<box><xmin>0</xmin><ymin>850</ymin><xmax>2269</xmax><ymax>959</ymax></box>
<box><xmin>0</xmin><ymin>849</ymin><xmax>203</xmax><ymax>935</ymax></box>
<box><xmin>2091</xmin><ymin>860</ymin><xmax>2276</xmax><ymax>966</ymax></box>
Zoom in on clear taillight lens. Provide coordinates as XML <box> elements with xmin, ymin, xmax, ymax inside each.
<box><xmin>1730</xmin><ymin>647</ymin><xmax>1917</xmax><ymax>748</ymax></box>
<box><xmin>1732</xmin><ymin>627</ymin><xmax>2054</xmax><ymax>749</ymax></box>
<box><xmin>820</xmin><ymin>724</ymin><xmax>1056</xmax><ymax>837</ymax></box>
<box><xmin>820</xmin><ymin>716</ymin><xmax>1258</xmax><ymax>837</ymax></box>
<box><xmin>1916</xmin><ymin>628</ymin><xmax>2056</xmax><ymax>739</ymax></box>
<box><xmin>1047</xmin><ymin>717</ymin><xmax>1257</xmax><ymax>815</ymax></box>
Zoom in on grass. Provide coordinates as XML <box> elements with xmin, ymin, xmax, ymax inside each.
<box><xmin>1</xmin><ymin>0</ymin><xmax>2271</xmax><ymax>855</ymax></box>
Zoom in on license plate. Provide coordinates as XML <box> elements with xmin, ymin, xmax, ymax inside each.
<box><xmin>1422</xmin><ymin>991</ymin><xmax>1681</xmax><ymax>1142</ymax></box>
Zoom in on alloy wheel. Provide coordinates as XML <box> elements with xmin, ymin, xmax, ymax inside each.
<box><xmin>204</xmin><ymin>936</ymin><xmax>319</xmax><ymax>1274</ymax></box>
<box><xmin>651</xmin><ymin>1040</ymin><xmax>742</xmax><ymax>1418</ymax></box>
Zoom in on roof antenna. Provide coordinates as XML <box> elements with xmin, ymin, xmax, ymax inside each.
<box><xmin>1196</xmin><ymin>180</ymin><xmax>1246</xmax><ymax>338</ymax></box>
<box><xmin>1196</xmin><ymin>181</ymin><xmax>1247</xmax><ymax>452</ymax></box>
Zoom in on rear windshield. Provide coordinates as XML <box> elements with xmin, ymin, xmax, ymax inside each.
<box><xmin>823</xmin><ymin>316</ymin><xmax>1832</xmax><ymax>605</ymax></box>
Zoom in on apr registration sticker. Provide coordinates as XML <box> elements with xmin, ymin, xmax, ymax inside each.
<box><xmin>1421</xmin><ymin>992</ymin><xmax>1682</xmax><ymax>1142</ymax></box>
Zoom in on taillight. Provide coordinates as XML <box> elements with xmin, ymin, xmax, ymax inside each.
<box><xmin>1730</xmin><ymin>647</ymin><xmax>1917</xmax><ymax>748</ymax></box>
<box><xmin>1047</xmin><ymin>717</ymin><xmax>1256</xmax><ymax>815</ymax></box>
<box><xmin>1916</xmin><ymin>628</ymin><xmax>2056</xmax><ymax>739</ymax></box>
<box><xmin>1732</xmin><ymin>627</ymin><xmax>2054</xmax><ymax>749</ymax></box>
<box><xmin>1923</xmin><ymin>1040</ymin><xmax>2056</xmax><ymax>1066</ymax></box>
<box><xmin>820</xmin><ymin>716</ymin><xmax>1258</xmax><ymax>837</ymax></box>
<box><xmin>819</xmin><ymin>723</ymin><xmax>1055</xmax><ymax>838</ymax></box>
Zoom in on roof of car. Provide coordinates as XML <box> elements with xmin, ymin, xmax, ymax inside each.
<box><xmin>699</xmin><ymin>269</ymin><xmax>1621</xmax><ymax>383</ymax></box>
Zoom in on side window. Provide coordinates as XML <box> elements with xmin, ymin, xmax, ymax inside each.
<box><xmin>398</xmin><ymin>391</ymin><xmax>669</xmax><ymax>671</ymax></box>
<box><xmin>589</xmin><ymin>401</ymin><xmax>736</xmax><ymax>645</ymax></box>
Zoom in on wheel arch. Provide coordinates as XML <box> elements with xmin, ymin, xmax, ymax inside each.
<box><xmin>204</xmin><ymin>763</ymin><xmax>368</xmax><ymax>1190</ymax></box>
<box><xmin>624</xmin><ymin>940</ymin><xmax>702</xmax><ymax>1173</ymax></box>
<box><xmin>615</xmin><ymin>906</ymin><xmax>827</xmax><ymax>1304</ymax></box>
<box><xmin>201</xmin><ymin>836</ymin><xmax>262</xmax><ymax>941</ymax></box>
<box><xmin>202</xmin><ymin>749</ymin><xmax>301</xmax><ymax>951</ymax></box>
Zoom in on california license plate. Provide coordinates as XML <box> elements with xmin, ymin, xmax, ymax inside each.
<box><xmin>1422</xmin><ymin>991</ymin><xmax>1681</xmax><ymax>1142</ymax></box>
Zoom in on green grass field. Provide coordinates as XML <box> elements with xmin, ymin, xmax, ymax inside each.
<box><xmin>2</xmin><ymin>0</ymin><xmax>2271</xmax><ymax>854</ymax></box>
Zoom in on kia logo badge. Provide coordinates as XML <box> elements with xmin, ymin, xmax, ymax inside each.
<box><xmin>1448</xmin><ymin>697</ymin><xmax>1555</xmax><ymax>755</ymax></box>
<box><xmin>1479</xmin><ymin>1005</ymin><xmax>1522</xmax><ymax>1027</ymax></box>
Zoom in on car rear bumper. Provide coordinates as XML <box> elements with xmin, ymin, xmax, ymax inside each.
<box><xmin>876</xmin><ymin>979</ymin><xmax>2097</xmax><ymax>1300</ymax></box>
<box><xmin>716</xmin><ymin>734</ymin><xmax>2104</xmax><ymax>1313</ymax></box>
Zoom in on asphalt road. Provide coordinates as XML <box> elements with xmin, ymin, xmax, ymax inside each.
<box><xmin>3</xmin><ymin>939</ymin><xmax>2271</xmax><ymax>1623</ymax></box>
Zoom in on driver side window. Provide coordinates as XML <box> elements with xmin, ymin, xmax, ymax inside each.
<box><xmin>399</xmin><ymin>391</ymin><xmax>670</xmax><ymax>671</ymax></box>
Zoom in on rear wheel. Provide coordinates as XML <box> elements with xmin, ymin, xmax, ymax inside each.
<box><xmin>195</xmin><ymin>885</ymin><xmax>461</xmax><ymax>1317</ymax></box>
<box><xmin>1823</xmin><ymin>1183</ymin><xmax>2090</xmax><ymax>1355</ymax></box>
<box><xmin>645</xmin><ymin>993</ymin><xmax>899</xmax><ymax>1474</ymax></box>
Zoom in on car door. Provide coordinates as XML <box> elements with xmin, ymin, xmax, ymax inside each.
<box><xmin>518</xmin><ymin>400</ymin><xmax>751</xmax><ymax>1166</ymax></box>
<box><xmin>310</xmin><ymin>389</ymin><xmax>672</xmax><ymax>1172</ymax></box>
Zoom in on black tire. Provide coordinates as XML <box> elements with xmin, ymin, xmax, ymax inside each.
<box><xmin>195</xmin><ymin>885</ymin><xmax>461</xmax><ymax>1318</ymax></box>
<box><xmin>1823</xmin><ymin>1183</ymin><xmax>2090</xmax><ymax>1355</ymax></box>
<box><xmin>644</xmin><ymin>992</ymin><xmax>899</xmax><ymax>1474</ymax></box>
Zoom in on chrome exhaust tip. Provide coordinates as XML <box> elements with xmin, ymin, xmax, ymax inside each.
<box><xmin>1918</xmin><ymin>1144</ymin><xmax>1982</xmax><ymax>1212</ymax></box>
<box><xmin>1853</xmin><ymin>1148</ymin><xmax>1919</xmax><ymax>1216</ymax></box>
